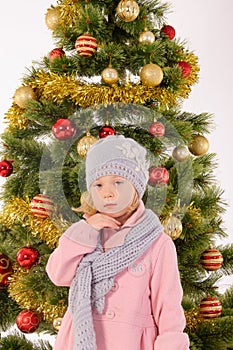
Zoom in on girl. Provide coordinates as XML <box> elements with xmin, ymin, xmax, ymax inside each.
<box><xmin>46</xmin><ymin>135</ymin><xmax>189</xmax><ymax>350</ymax></box>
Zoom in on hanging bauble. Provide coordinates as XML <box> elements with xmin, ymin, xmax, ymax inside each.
<box><xmin>161</xmin><ymin>24</ymin><xmax>176</xmax><ymax>40</ymax></box>
<box><xmin>148</xmin><ymin>166</ymin><xmax>169</xmax><ymax>186</ymax></box>
<box><xmin>188</xmin><ymin>134</ymin><xmax>209</xmax><ymax>156</ymax></box>
<box><xmin>16</xmin><ymin>245</ymin><xmax>40</xmax><ymax>270</ymax></box>
<box><xmin>52</xmin><ymin>118</ymin><xmax>76</xmax><ymax>140</ymax></box>
<box><xmin>139</xmin><ymin>29</ymin><xmax>155</xmax><ymax>44</ymax></box>
<box><xmin>148</xmin><ymin>121</ymin><xmax>165</xmax><ymax>137</ymax></box>
<box><xmin>198</xmin><ymin>296</ymin><xmax>222</xmax><ymax>319</ymax></box>
<box><xmin>116</xmin><ymin>0</ymin><xmax>140</xmax><ymax>22</ymax></box>
<box><xmin>0</xmin><ymin>159</ymin><xmax>13</xmax><ymax>177</ymax></box>
<box><xmin>172</xmin><ymin>145</ymin><xmax>190</xmax><ymax>162</ymax></box>
<box><xmin>140</xmin><ymin>63</ymin><xmax>163</xmax><ymax>87</ymax></box>
<box><xmin>162</xmin><ymin>214</ymin><xmax>183</xmax><ymax>240</ymax></box>
<box><xmin>53</xmin><ymin>317</ymin><xmax>63</xmax><ymax>331</ymax></box>
<box><xmin>177</xmin><ymin>61</ymin><xmax>191</xmax><ymax>78</ymax></box>
<box><xmin>0</xmin><ymin>252</ymin><xmax>13</xmax><ymax>288</ymax></box>
<box><xmin>200</xmin><ymin>248</ymin><xmax>223</xmax><ymax>271</ymax></box>
<box><xmin>77</xmin><ymin>132</ymin><xmax>98</xmax><ymax>158</ymax></box>
<box><xmin>75</xmin><ymin>33</ymin><xmax>98</xmax><ymax>57</ymax></box>
<box><xmin>14</xmin><ymin>86</ymin><xmax>36</xmax><ymax>109</ymax></box>
<box><xmin>16</xmin><ymin>309</ymin><xmax>40</xmax><ymax>333</ymax></box>
<box><xmin>101</xmin><ymin>67</ymin><xmax>119</xmax><ymax>85</ymax></box>
<box><xmin>49</xmin><ymin>48</ymin><xmax>65</xmax><ymax>61</ymax></box>
<box><xmin>45</xmin><ymin>7</ymin><xmax>60</xmax><ymax>30</ymax></box>
<box><xmin>29</xmin><ymin>194</ymin><xmax>55</xmax><ymax>218</ymax></box>
<box><xmin>99</xmin><ymin>124</ymin><xmax>116</xmax><ymax>138</ymax></box>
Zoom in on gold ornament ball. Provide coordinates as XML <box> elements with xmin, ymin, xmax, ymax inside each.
<box><xmin>53</xmin><ymin>317</ymin><xmax>63</xmax><ymax>331</ymax></box>
<box><xmin>45</xmin><ymin>7</ymin><xmax>60</xmax><ymax>30</ymax></box>
<box><xmin>116</xmin><ymin>0</ymin><xmax>140</xmax><ymax>22</ymax></box>
<box><xmin>172</xmin><ymin>145</ymin><xmax>190</xmax><ymax>162</ymax></box>
<box><xmin>101</xmin><ymin>67</ymin><xmax>119</xmax><ymax>85</ymax></box>
<box><xmin>162</xmin><ymin>214</ymin><xmax>183</xmax><ymax>240</ymax></box>
<box><xmin>188</xmin><ymin>134</ymin><xmax>209</xmax><ymax>156</ymax></box>
<box><xmin>14</xmin><ymin>86</ymin><xmax>36</xmax><ymax>109</ymax></box>
<box><xmin>77</xmin><ymin>132</ymin><xmax>98</xmax><ymax>158</ymax></box>
<box><xmin>140</xmin><ymin>63</ymin><xmax>163</xmax><ymax>87</ymax></box>
<box><xmin>139</xmin><ymin>30</ymin><xmax>155</xmax><ymax>44</ymax></box>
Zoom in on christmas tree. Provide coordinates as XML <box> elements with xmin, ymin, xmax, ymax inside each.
<box><xmin>0</xmin><ymin>0</ymin><xmax>233</xmax><ymax>349</ymax></box>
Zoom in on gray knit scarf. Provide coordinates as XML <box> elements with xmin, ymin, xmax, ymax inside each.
<box><xmin>68</xmin><ymin>209</ymin><xmax>163</xmax><ymax>350</ymax></box>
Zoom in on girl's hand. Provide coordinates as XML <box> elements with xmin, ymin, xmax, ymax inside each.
<box><xmin>86</xmin><ymin>213</ymin><xmax>121</xmax><ymax>230</ymax></box>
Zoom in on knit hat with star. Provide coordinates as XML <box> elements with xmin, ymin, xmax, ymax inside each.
<box><xmin>85</xmin><ymin>135</ymin><xmax>149</xmax><ymax>198</ymax></box>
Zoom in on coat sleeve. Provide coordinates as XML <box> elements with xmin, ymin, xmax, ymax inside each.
<box><xmin>46</xmin><ymin>220</ymin><xmax>99</xmax><ymax>287</ymax></box>
<box><xmin>150</xmin><ymin>234</ymin><xmax>190</xmax><ymax>350</ymax></box>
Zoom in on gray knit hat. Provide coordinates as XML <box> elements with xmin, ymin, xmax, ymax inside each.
<box><xmin>85</xmin><ymin>135</ymin><xmax>149</xmax><ymax>198</ymax></box>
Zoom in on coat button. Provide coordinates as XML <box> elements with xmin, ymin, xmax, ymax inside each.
<box><xmin>106</xmin><ymin>310</ymin><xmax>115</xmax><ymax>319</ymax></box>
<box><xmin>111</xmin><ymin>282</ymin><xmax>119</xmax><ymax>291</ymax></box>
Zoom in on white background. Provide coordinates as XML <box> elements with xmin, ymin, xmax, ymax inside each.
<box><xmin>0</xmin><ymin>0</ymin><xmax>232</xmax><ymax>342</ymax></box>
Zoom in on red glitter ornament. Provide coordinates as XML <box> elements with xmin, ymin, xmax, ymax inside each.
<box><xmin>52</xmin><ymin>118</ymin><xmax>76</xmax><ymax>140</ymax></box>
<box><xmin>177</xmin><ymin>61</ymin><xmax>191</xmax><ymax>78</ymax></box>
<box><xmin>0</xmin><ymin>252</ymin><xmax>13</xmax><ymax>288</ymax></box>
<box><xmin>148</xmin><ymin>121</ymin><xmax>165</xmax><ymax>137</ymax></box>
<box><xmin>30</xmin><ymin>194</ymin><xmax>54</xmax><ymax>218</ymax></box>
<box><xmin>0</xmin><ymin>160</ymin><xmax>13</xmax><ymax>177</ymax></box>
<box><xmin>16</xmin><ymin>246</ymin><xmax>40</xmax><ymax>269</ymax></box>
<box><xmin>99</xmin><ymin>124</ymin><xmax>116</xmax><ymax>138</ymax></box>
<box><xmin>49</xmin><ymin>48</ymin><xmax>65</xmax><ymax>61</ymax></box>
<box><xmin>200</xmin><ymin>248</ymin><xmax>223</xmax><ymax>271</ymax></box>
<box><xmin>161</xmin><ymin>25</ymin><xmax>176</xmax><ymax>40</ymax></box>
<box><xmin>16</xmin><ymin>309</ymin><xmax>40</xmax><ymax>333</ymax></box>
<box><xmin>198</xmin><ymin>296</ymin><xmax>222</xmax><ymax>319</ymax></box>
<box><xmin>75</xmin><ymin>33</ymin><xmax>98</xmax><ymax>57</ymax></box>
<box><xmin>148</xmin><ymin>166</ymin><xmax>169</xmax><ymax>186</ymax></box>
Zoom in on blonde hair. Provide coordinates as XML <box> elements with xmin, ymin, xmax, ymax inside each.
<box><xmin>72</xmin><ymin>190</ymin><xmax>139</xmax><ymax>217</ymax></box>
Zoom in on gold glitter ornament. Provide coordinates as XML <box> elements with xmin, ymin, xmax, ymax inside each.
<box><xmin>140</xmin><ymin>63</ymin><xmax>163</xmax><ymax>87</ymax></box>
<box><xmin>14</xmin><ymin>86</ymin><xmax>36</xmax><ymax>109</ymax></box>
<box><xmin>45</xmin><ymin>7</ymin><xmax>60</xmax><ymax>30</ymax></box>
<box><xmin>162</xmin><ymin>213</ymin><xmax>183</xmax><ymax>240</ymax></box>
<box><xmin>101</xmin><ymin>66</ymin><xmax>119</xmax><ymax>85</ymax></box>
<box><xmin>53</xmin><ymin>317</ymin><xmax>63</xmax><ymax>331</ymax></box>
<box><xmin>77</xmin><ymin>132</ymin><xmax>98</xmax><ymax>158</ymax></box>
<box><xmin>139</xmin><ymin>29</ymin><xmax>155</xmax><ymax>44</ymax></box>
<box><xmin>188</xmin><ymin>134</ymin><xmax>209</xmax><ymax>156</ymax></box>
<box><xmin>116</xmin><ymin>0</ymin><xmax>140</xmax><ymax>22</ymax></box>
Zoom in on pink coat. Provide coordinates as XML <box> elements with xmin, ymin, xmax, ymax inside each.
<box><xmin>46</xmin><ymin>202</ymin><xmax>189</xmax><ymax>350</ymax></box>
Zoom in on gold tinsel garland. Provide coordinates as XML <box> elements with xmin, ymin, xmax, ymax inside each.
<box><xmin>0</xmin><ymin>197</ymin><xmax>67</xmax><ymax>248</ymax></box>
<box><xmin>8</xmin><ymin>267</ymin><xmax>67</xmax><ymax>322</ymax></box>
<box><xmin>58</xmin><ymin>0</ymin><xmax>81</xmax><ymax>28</ymax></box>
<box><xmin>184</xmin><ymin>309</ymin><xmax>203</xmax><ymax>333</ymax></box>
<box><xmin>5</xmin><ymin>51</ymin><xmax>199</xmax><ymax>130</ymax></box>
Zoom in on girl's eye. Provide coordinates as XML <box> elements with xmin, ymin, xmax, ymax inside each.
<box><xmin>94</xmin><ymin>183</ymin><xmax>102</xmax><ymax>188</ymax></box>
<box><xmin>115</xmin><ymin>181</ymin><xmax>123</xmax><ymax>185</ymax></box>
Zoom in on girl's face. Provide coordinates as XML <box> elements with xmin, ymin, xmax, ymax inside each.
<box><xmin>90</xmin><ymin>175</ymin><xmax>136</xmax><ymax>218</ymax></box>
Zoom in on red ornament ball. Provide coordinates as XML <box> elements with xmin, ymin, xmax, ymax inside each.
<box><xmin>16</xmin><ymin>309</ymin><xmax>40</xmax><ymax>333</ymax></box>
<box><xmin>200</xmin><ymin>248</ymin><xmax>223</xmax><ymax>271</ymax></box>
<box><xmin>177</xmin><ymin>61</ymin><xmax>191</xmax><ymax>78</ymax></box>
<box><xmin>0</xmin><ymin>253</ymin><xmax>13</xmax><ymax>288</ymax></box>
<box><xmin>49</xmin><ymin>48</ymin><xmax>65</xmax><ymax>61</ymax></box>
<box><xmin>148</xmin><ymin>166</ymin><xmax>169</xmax><ymax>186</ymax></box>
<box><xmin>161</xmin><ymin>25</ymin><xmax>176</xmax><ymax>40</ymax></box>
<box><xmin>198</xmin><ymin>296</ymin><xmax>222</xmax><ymax>319</ymax></box>
<box><xmin>0</xmin><ymin>160</ymin><xmax>13</xmax><ymax>177</ymax></box>
<box><xmin>16</xmin><ymin>246</ymin><xmax>40</xmax><ymax>269</ymax></box>
<box><xmin>30</xmin><ymin>194</ymin><xmax>55</xmax><ymax>218</ymax></box>
<box><xmin>99</xmin><ymin>124</ymin><xmax>116</xmax><ymax>138</ymax></box>
<box><xmin>52</xmin><ymin>118</ymin><xmax>76</xmax><ymax>140</ymax></box>
<box><xmin>148</xmin><ymin>121</ymin><xmax>165</xmax><ymax>137</ymax></box>
<box><xmin>75</xmin><ymin>33</ymin><xmax>98</xmax><ymax>57</ymax></box>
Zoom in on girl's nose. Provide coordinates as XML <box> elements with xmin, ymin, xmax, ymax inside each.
<box><xmin>103</xmin><ymin>186</ymin><xmax>116</xmax><ymax>199</ymax></box>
